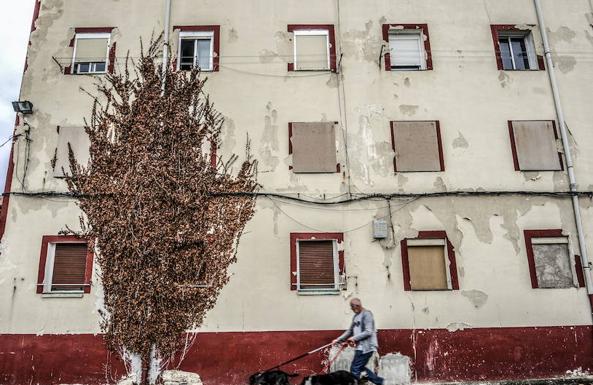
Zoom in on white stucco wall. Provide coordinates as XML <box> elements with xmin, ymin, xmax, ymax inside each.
<box><xmin>1</xmin><ymin>0</ymin><xmax>592</xmax><ymax>334</ymax></box>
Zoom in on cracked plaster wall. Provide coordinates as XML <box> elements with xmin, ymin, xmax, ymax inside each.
<box><xmin>2</xmin><ymin>0</ymin><xmax>593</xmax><ymax>336</ymax></box>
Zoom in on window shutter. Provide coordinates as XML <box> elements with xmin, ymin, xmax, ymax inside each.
<box><xmin>408</xmin><ymin>245</ymin><xmax>448</xmax><ymax>290</ymax></box>
<box><xmin>54</xmin><ymin>127</ymin><xmax>90</xmax><ymax>177</ymax></box>
<box><xmin>510</xmin><ymin>121</ymin><xmax>562</xmax><ymax>171</ymax></box>
<box><xmin>295</xmin><ymin>34</ymin><xmax>329</xmax><ymax>70</ymax></box>
<box><xmin>392</xmin><ymin>121</ymin><xmax>443</xmax><ymax>172</ymax></box>
<box><xmin>75</xmin><ymin>38</ymin><xmax>109</xmax><ymax>63</ymax></box>
<box><xmin>389</xmin><ymin>33</ymin><xmax>422</xmax><ymax>68</ymax></box>
<box><xmin>291</xmin><ymin>122</ymin><xmax>337</xmax><ymax>173</ymax></box>
<box><xmin>52</xmin><ymin>243</ymin><xmax>88</xmax><ymax>291</ymax></box>
<box><xmin>298</xmin><ymin>240</ymin><xmax>335</xmax><ymax>290</ymax></box>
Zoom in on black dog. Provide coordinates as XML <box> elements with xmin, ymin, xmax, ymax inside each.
<box><xmin>300</xmin><ymin>370</ymin><xmax>358</xmax><ymax>385</ymax></box>
<box><xmin>249</xmin><ymin>370</ymin><xmax>298</xmax><ymax>385</ymax></box>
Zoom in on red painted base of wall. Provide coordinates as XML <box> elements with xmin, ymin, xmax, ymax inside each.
<box><xmin>1</xmin><ymin>326</ymin><xmax>592</xmax><ymax>385</ymax></box>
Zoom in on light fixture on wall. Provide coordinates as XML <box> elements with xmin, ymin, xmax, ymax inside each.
<box><xmin>11</xmin><ymin>101</ymin><xmax>34</xmax><ymax>115</ymax></box>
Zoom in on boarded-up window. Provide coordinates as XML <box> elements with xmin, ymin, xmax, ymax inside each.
<box><xmin>391</xmin><ymin>121</ymin><xmax>443</xmax><ymax>172</ymax></box>
<box><xmin>51</xmin><ymin>243</ymin><xmax>88</xmax><ymax>292</ymax></box>
<box><xmin>54</xmin><ymin>127</ymin><xmax>90</xmax><ymax>177</ymax></box>
<box><xmin>528</xmin><ymin>235</ymin><xmax>575</xmax><ymax>289</ymax></box>
<box><xmin>401</xmin><ymin>234</ymin><xmax>459</xmax><ymax>291</ymax></box>
<box><xmin>291</xmin><ymin>122</ymin><xmax>337</xmax><ymax>173</ymax></box>
<box><xmin>73</xmin><ymin>33</ymin><xmax>110</xmax><ymax>74</ymax></box>
<box><xmin>298</xmin><ymin>240</ymin><xmax>336</xmax><ymax>290</ymax></box>
<box><xmin>509</xmin><ymin>121</ymin><xmax>561</xmax><ymax>171</ymax></box>
<box><xmin>294</xmin><ymin>31</ymin><xmax>329</xmax><ymax>71</ymax></box>
<box><xmin>407</xmin><ymin>241</ymin><xmax>449</xmax><ymax>290</ymax></box>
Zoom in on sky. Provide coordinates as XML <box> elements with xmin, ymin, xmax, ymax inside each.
<box><xmin>0</xmin><ymin>0</ymin><xmax>35</xmax><ymax>189</ymax></box>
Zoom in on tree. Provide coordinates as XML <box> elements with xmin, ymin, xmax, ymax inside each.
<box><xmin>66</xmin><ymin>38</ymin><xmax>258</xmax><ymax>384</ymax></box>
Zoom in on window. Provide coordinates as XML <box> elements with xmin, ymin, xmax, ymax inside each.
<box><xmin>68</xmin><ymin>28</ymin><xmax>116</xmax><ymax>75</ymax></box>
<box><xmin>401</xmin><ymin>231</ymin><xmax>459</xmax><ymax>291</ymax></box>
<box><xmin>524</xmin><ymin>230</ymin><xmax>585</xmax><ymax>289</ymax></box>
<box><xmin>382</xmin><ymin>24</ymin><xmax>432</xmax><ymax>71</ymax></box>
<box><xmin>37</xmin><ymin>236</ymin><xmax>93</xmax><ymax>294</ymax></box>
<box><xmin>289</xmin><ymin>122</ymin><xmax>339</xmax><ymax>173</ymax></box>
<box><xmin>179</xmin><ymin>32</ymin><xmax>213</xmax><ymax>71</ymax></box>
<box><xmin>174</xmin><ymin>26</ymin><xmax>220</xmax><ymax>71</ymax></box>
<box><xmin>508</xmin><ymin>120</ymin><xmax>562</xmax><ymax>171</ymax></box>
<box><xmin>491</xmin><ymin>25</ymin><xmax>544</xmax><ymax>71</ymax></box>
<box><xmin>288</xmin><ymin>25</ymin><xmax>337</xmax><ymax>72</ymax></box>
<box><xmin>290</xmin><ymin>233</ymin><xmax>345</xmax><ymax>292</ymax></box>
<box><xmin>53</xmin><ymin>126</ymin><xmax>90</xmax><ymax>177</ymax></box>
<box><xmin>391</xmin><ymin>121</ymin><xmax>444</xmax><ymax>172</ymax></box>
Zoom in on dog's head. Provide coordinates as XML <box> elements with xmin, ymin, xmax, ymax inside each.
<box><xmin>249</xmin><ymin>372</ymin><xmax>264</xmax><ymax>385</ymax></box>
<box><xmin>249</xmin><ymin>370</ymin><xmax>298</xmax><ymax>385</ymax></box>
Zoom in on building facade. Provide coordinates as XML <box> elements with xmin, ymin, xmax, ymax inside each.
<box><xmin>2</xmin><ymin>0</ymin><xmax>593</xmax><ymax>384</ymax></box>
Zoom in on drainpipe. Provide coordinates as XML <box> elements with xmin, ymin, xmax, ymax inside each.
<box><xmin>534</xmin><ymin>0</ymin><xmax>593</xmax><ymax>312</ymax></box>
<box><xmin>161</xmin><ymin>0</ymin><xmax>172</xmax><ymax>91</ymax></box>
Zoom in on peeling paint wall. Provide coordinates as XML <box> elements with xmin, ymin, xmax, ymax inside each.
<box><xmin>1</xmin><ymin>0</ymin><xmax>593</xmax><ymax>367</ymax></box>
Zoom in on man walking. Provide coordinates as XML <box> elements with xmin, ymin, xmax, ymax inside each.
<box><xmin>332</xmin><ymin>298</ymin><xmax>384</xmax><ymax>385</ymax></box>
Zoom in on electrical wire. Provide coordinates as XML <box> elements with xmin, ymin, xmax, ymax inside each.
<box><xmin>6</xmin><ymin>189</ymin><xmax>593</xmax><ymax>202</ymax></box>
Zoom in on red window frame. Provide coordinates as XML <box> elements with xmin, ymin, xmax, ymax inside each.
<box><xmin>490</xmin><ymin>25</ymin><xmax>545</xmax><ymax>71</ymax></box>
<box><xmin>288</xmin><ymin>122</ymin><xmax>341</xmax><ymax>173</ymax></box>
<box><xmin>523</xmin><ymin>229</ymin><xmax>585</xmax><ymax>289</ymax></box>
<box><xmin>508</xmin><ymin>120</ymin><xmax>564</xmax><ymax>172</ymax></box>
<box><xmin>287</xmin><ymin>25</ymin><xmax>337</xmax><ymax>72</ymax></box>
<box><xmin>382</xmin><ymin>24</ymin><xmax>433</xmax><ymax>71</ymax></box>
<box><xmin>36</xmin><ymin>235</ymin><xmax>94</xmax><ymax>294</ymax></box>
<box><xmin>290</xmin><ymin>232</ymin><xmax>344</xmax><ymax>291</ymax></box>
<box><xmin>173</xmin><ymin>25</ymin><xmax>221</xmax><ymax>72</ymax></box>
<box><xmin>390</xmin><ymin>120</ymin><xmax>445</xmax><ymax>172</ymax></box>
<box><xmin>64</xmin><ymin>27</ymin><xmax>117</xmax><ymax>75</ymax></box>
<box><xmin>400</xmin><ymin>231</ymin><xmax>460</xmax><ymax>291</ymax></box>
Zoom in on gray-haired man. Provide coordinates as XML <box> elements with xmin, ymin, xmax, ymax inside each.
<box><xmin>332</xmin><ymin>298</ymin><xmax>384</xmax><ymax>385</ymax></box>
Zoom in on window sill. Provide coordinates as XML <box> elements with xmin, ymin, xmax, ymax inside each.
<box><xmin>297</xmin><ymin>290</ymin><xmax>341</xmax><ymax>296</ymax></box>
<box><xmin>499</xmin><ymin>69</ymin><xmax>543</xmax><ymax>72</ymax></box>
<box><xmin>291</xmin><ymin>69</ymin><xmax>335</xmax><ymax>73</ymax></box>
<box><xmin>408</xmin><ymin>288</ymin><xmax>454</xmax><ymax>292</ymax></box>
<box><xmin>68</xmin><ymin>72</ymin><xmax>108</xmax><ymax>76</ymax></box>
<box><xmin>42</xmin><ymin>292</ymin><xmax>84</xmax><ymax>298</ymax></box>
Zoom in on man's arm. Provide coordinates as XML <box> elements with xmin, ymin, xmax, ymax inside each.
<box><xmin>351</xmin><ymin>311</ymin><xmax>373</xmax><ymax>342</ymax></box>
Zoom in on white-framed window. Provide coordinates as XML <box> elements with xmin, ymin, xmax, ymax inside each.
<box><xmin>406</xmin><ymin>238</ymin><xmax>453</xmax><ymax>290</ymax></box>
<box><xmin>389</xmin><ymin>30</ymin><xmax>426</xmax><ymax>71</ymax></box>
<box><xmin>530</xmin><ymin>236</ymin><xmax>578</xmax><ymax>288</ymax></box>
<box><xmin>71</xmin><ymin>33</ymin><xmax>111</xmax><ymax>74</ymax></box>
<box><xmin>178</xmin><ymin>31</ymin><xmax>214</xmax><ymax>71</ymax></box>
<box><xmin>41</xmin><ymin>241</ymin><xmax>89</xmax><ymax>294</ymax></box>
<box><xmin>296</xmin><ymin>239</ymin><xmax>340</xmax><ymax>292</ymax></box>
<box><xmin>498</xmin><ymin>30</ymin><xmax>538</xmax><ymax>70</ymax></box>
<box><xmin>293</xmin><ymin>29</ymin><xmax>331</xmax><ymax>71</ymax></box>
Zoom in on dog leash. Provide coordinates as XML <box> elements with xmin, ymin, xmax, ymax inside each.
<box><xmin>322</xmin><ymin>343</ymin><xmax>349</xmax><ymax>373</ymax></box>
<box><xmin>263</xmin><ymin>342</ymin><xmax>334</xmax><ymax>372</ymax></box>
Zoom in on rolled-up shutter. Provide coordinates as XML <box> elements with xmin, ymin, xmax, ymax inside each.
<box><xmin>52</xmin><ymin>243</ymin><xmax>87</xmax><ymax>291</ymax></box>
<box><xmin>298</xmin><ymin>240</ymin><xmax>335</xmax><ymax>290</ymax></box>
<box><xmin>75</xmin><ymin>38</ymin><xmax>109</xmax><ymax>63</ymax></box>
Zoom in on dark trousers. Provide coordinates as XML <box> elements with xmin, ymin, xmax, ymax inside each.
<box><xmin>350</xmin><ymin>350</ymin><xmax>384</xmax><ymax>385</ymax></box>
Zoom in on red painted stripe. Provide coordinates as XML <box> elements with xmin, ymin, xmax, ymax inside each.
<box><xmin>2</xmin><ymin>326</ymin><xmax>591</xmax><ymax>385</ymax></box>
